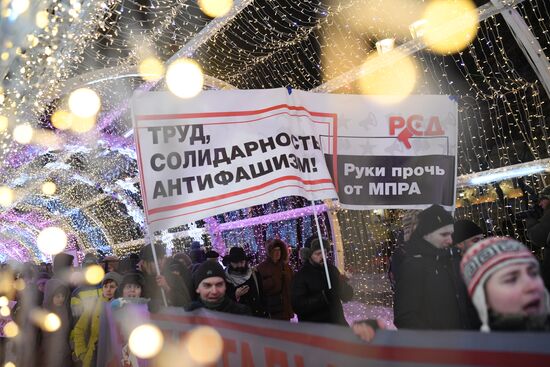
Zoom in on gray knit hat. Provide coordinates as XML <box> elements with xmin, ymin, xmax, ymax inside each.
<box><xmin>102</xmin><ymin>272</ymin><xmax>122</xmax><ymax>286</ymax></box>
<box><xmin>300</xmin><ymin>237</ymin><xmax>330</xmax><ymax>260</ymax></box>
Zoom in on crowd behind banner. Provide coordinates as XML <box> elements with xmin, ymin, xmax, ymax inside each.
<box><xmin>1</xmin><ymin>188</ymin><xmax>550</xmax><ymax>366</ymax></box>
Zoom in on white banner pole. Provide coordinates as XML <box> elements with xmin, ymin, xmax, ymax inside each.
<box><xmin>311</xmin><ymin>199</ymin><xmax>332</xmax><ymax>289</ymax></box>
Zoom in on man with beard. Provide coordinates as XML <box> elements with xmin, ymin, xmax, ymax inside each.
<box><xmin>224</xmin><ymin>247</ymin><xmax>267</xmax><ymax>318</ymax></box>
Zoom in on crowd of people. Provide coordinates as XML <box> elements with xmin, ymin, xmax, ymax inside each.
<box><xmin>354</xmin><ymin>186</ymin><xmax>550</xmax><ymax>340</ymax></box>
<box><xmin>1</xmin><ymin>186</ymin><xmax>549</xmax><ymax>366</ymax></box>
<box><xmin>0</xmin><ymin>235</ymin><xmax>354</xmax><ymax>366</ymax></box>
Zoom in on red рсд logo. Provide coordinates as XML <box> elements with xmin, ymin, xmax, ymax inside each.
<box><xmin>389</xmin><ymin>115</ymin><xmax>445</xmax><ymax>149</ymax></box>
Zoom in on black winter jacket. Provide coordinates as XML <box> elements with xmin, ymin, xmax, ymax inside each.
<box><xmin>393</xmin><ymin>234</ymin><xmax>480</xmax><ymax>330</ymax></box>
<box><xmin>291</xmin><ymin>261</ymin><xmax>353</xmax><ymax>326</ymax></box>
<box><xmin>226</xmin><ymin>270</ymin><xmax>268</xmax><ymax>318</ymax></box>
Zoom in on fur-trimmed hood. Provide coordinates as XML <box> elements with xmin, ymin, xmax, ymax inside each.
<box><xmin>266</xmin><ymin>239</ymin><xmax>288</xmax><ymax>262</ymax></box>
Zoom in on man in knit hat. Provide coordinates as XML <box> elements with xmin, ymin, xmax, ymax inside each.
<box><xmin>291</xmin><ymin>237</ymin><xmax>353</xmax><ymax>325</ymax></box>
<box><xmin>452</xmin><ymin>219</ymin><xmax>484</xmax><ymax>253</ymax></box>
<box><xmin>461</xmin><ymin>237</ymin><xmax>550</xmax><ymax>331</ymax></box>
<box><xmin>394</xmin><ymin>204</ymin><xmax>480</xmax><ymax>330</ymax></box>
<box><xmin>187</xmin><ymin>261</ymin><xmax>251</xmax><ymax>315</ymax></box>
<box><xmin>526</xmin><ymin>185</ymin><xmax>550</xmax><ymax>289</ymax></box>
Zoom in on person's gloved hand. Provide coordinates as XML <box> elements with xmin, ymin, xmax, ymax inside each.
<box><xmin>352</xmin><ymin>319</ymin><xmax>386</xmax><ymax>343</ymax></box>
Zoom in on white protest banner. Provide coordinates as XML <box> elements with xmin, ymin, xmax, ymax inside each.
<box><xmin>131</xmin><ymin>88</ymin><xmax>338</xmax><ymax>232</ymax></box>
<box><xmin>97</xmin><ymin>305</ymin><xmax>550</xmax><ymax>367</ymax></box>
<box><xmin>291</xmin><ymin>91</ymin><xmax>458</xmax><ymax>210</ymax></box>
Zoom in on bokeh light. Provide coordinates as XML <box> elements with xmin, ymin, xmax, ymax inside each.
<box><xmin>41</xmin><ymin>182</ymin><xmax>57</xmax><ymax>196</ymax></box>
<box><xmin>421</xmin><ymin>0</ymin><xmax>479</xmax><ymax>55</ymax></box>
<box><xmin>51</xmin><ymin>110</ymin><xmax>73</xmax><ymax>130</ymax></box>
<box><xmin>128</xmin><ymin>324</ymin><xmax>164</xmax><ymax>359</ymax></box>
<box><xmin>0</xmin><ymin>186</ymin><xmax>14</xmax><ymax>207</ymax></box>
<box><xmin>13</xmin><ymin>279</ymin><xmax>25</xmax><ymax>291</ymax></box>
<box><xmin>186</xmin><ymin>326</ymin><xmax>223</xmax><ymax>365</ymax></box>
<box><xmin>198</xmin><ymin>0</ymin><xmax>233</xmax><ymax>18</ymax></box>
<box><xmin>70</xmin><ymin>115</ymin><xmax>96</xmax><ymax>133</ymax></box>
<box><xmin>0</xmin><ymin>296</ymin><xmax>8</xmax><ymax>307</ymax></box>
<box><xmin>166</xmin><ymin>58</ymin><xmax>204</xmax><ymax>99</ymax></box>
<box><xmin>68</xmin><ymin>88</ymin><xmax>101</xmax><ymax>118</ymax></box>
<box><xmin>358</xmin><ymin>50</ymin><xmax>417</xmax><ymax>104</ymax></box>
<box><xmin>84</xmin><ymin>265</ymin><xmax>105</xmax><ymax>285</ymax></box>
<box><xmin>30</xmin><ymin>309</ymin><xmax>61</xmax><ymax>332</ymax></box>
<box><xmin>138</xmin><ymin>56</ymin><xmax>165</xmax><ymax>81</ymax></box>
<box><xmin>37</xmin><ymin>226</ymin><xmax>68</xmax><ymax>255</ymax></box>
<box><xmin>35</xmin><ymin>10</ymin><xmax>49</xmax><ymax>28</ymax></box>
<box><xmin>43</xmin><ymin>313</ymin><xmax>61</xmax><ymax>332</ymax></box>
<box><xmin>0</xmin><ymin>115</ymin><xmax>8</xmax><ymax>131</ymax></box>
<box><xmin>0</xmin><ymin>306</ymin><xmax>10</xmax><ymax>317</ymax></box>
<box><xmin>3</xmin><ymin>321</ymin><xmax>19</xmax><ymax>338</ymax></box>
<box><xmin>11</xmin><ymin>0</ymin><xmax>30</xmax><ymax>15</ymax></box>
<box><xmin>4</xmin><ymin>361</ymin><xmax>15</xmax><ymax>367</ymax></box>
<box><xmin>13</xmin><ymin>123</ymin><xmax>33</xmax><ymax>144</ymax></box>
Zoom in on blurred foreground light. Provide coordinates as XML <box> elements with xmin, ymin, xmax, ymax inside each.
<box><xmin>35</xmin><ymin>10</ymin><xmax>49</xmax><ymax>28</ymax></box>
<box><xmin>0</xmin><ymin>116</ymin><xmax>8</xmax><ymax>131</ymax></box>
<box><xmin>375</xmin><ymin>38</ymin><xmax>395</xmax><ymax>55</ymax></box>
<box><xmin>4</xmin><ymin>361</ymin><xmax>16</xmax><ymax>367</ymax></box>
<box><xmin>51</xmin><ymin>110</ymin><xmax>73</xmax><ymax>130</ymax></box>
<box><xmin>186</xmin><ymin>326</ymin><xmax>223</xmax><ymax>365</ymax></box>
<box><xmin>37</xmin><ymin>227</ymin><xmax>67</xmax><ymax>255</ymax></box>
<box><xmin>138</xmin><ymin>57</ymin><xmax>165</xmax><ymax>82</ymax></box>
<box><xmin>3</xmin><ymin>321</ymin><xmax>19</xmax><ymax>338</ymax></box>
<box><xmin>198</xmin><ymin>0</ymin><xmax>233</xmax><ymax>18</ymax></box>
<box><xmin>44</xmin><ymin>313</ymin><xmax>61</xmax><ymax>332</ymax></box>
<box><xmin>0</xmin><ymin>186</ymin><xmax>14</xmax><ymax>207</ymax></box>
<box><xmin>30</xmin><ymin>309</ymin><xmax>61</xmax><ymax>332</ymax></box>
<box><xmin>41</xmin><ymin>181</ymin><xmax>57</xmax><ymax>195</ymax></box>
<box><xmin>84</xmin><ymin>265</ymin><xmax>105</xmax><ymax>285</ymax></box>
<box><xmin>358</xmin><ymin>50</ymin><xmax>417</xmax><ymax>104</ymax></box>
<box><xmin>0</xmin><ymin>296</ymin><xmax>8</xmax><ymax>307</ymax></box>
<box><xmin>421</xmin><ymin>0</ymin><xmax>478</xmax><ymax>55</ymax></box>
<box><xmin>70</xmin><ymin>115</ymin><xmax>96</xmax><ymax>133</ymax></box>
<box><xmin>166</xmin><ymin>58</ymin><xmax>204</xmax><ymax>99</ymax></box>
<box><xmin>0</xmin><ymin>306</ymin><xmax>10</xmax><ymax>317</ymax></box>
<box><xmin>69</xmin><ymin>88</ymin><xmax>101</xmax><ymax>118</ymax></box>
<box><xmin>13</xmin><ymin>279</ymin><xmax>25</xmax><ymax>291</ymax></box>
<box><xmin>11</xmin><ymin>0</ymin><xmax>30</xmax><ymax>15</ymax></box>
<box><xmin>129</xmin><ymin>324</ymin><xmax>163</xmax><ymax>359</ymax></box>
<box><xmin>13</xmin><ymin>123</ymin><xmax>33</xmax><ymax>144</ymax></box>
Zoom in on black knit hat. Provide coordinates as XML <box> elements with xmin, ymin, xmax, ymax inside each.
<box><xmin>205</xmin><ymin>250</ymin><xmax>219</xmax><ymax>259</ymax></box>
<box><xmin>414</xmin><ymin>204</ymin><xmax>454</xmax><ymax>237</ymax></box>
<box><xmin>452</xmin><ymin>220</ymin><xmax>483</xmax><ymax>245</ymax></box>
<box><xmin>139</xmin><ymin>243</ymin><xmax>166</xmax><ymax>262</ymax></box>
<box><xmin>193</xmin><ymin>261</ymin><xmax>226</xmax><ymax>288</ymax></box>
